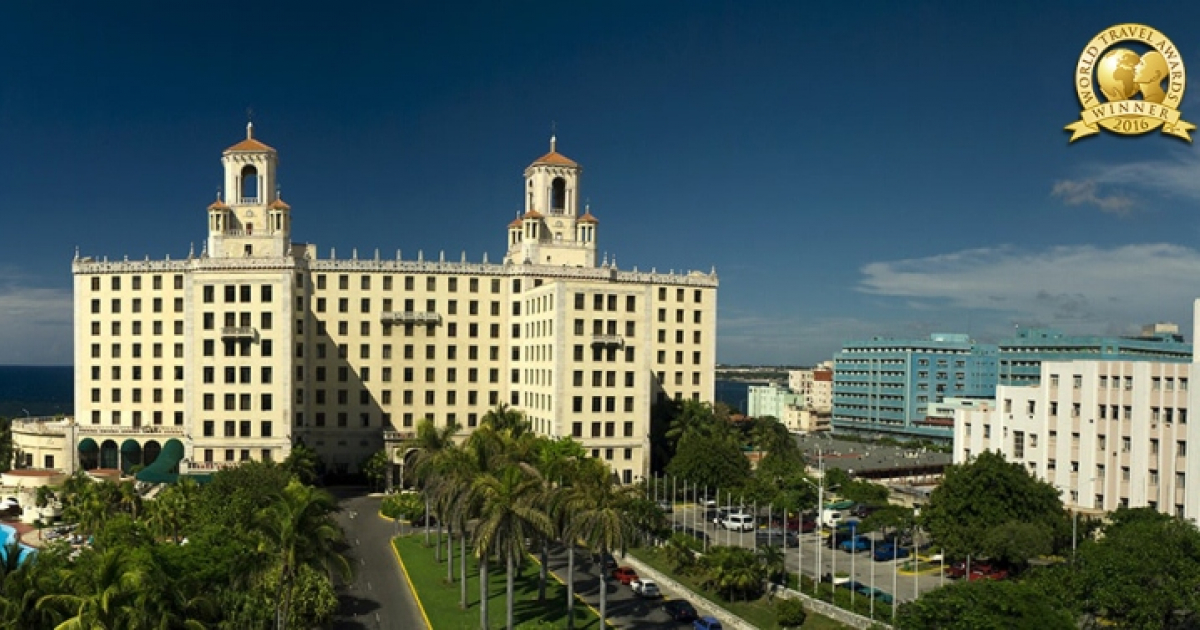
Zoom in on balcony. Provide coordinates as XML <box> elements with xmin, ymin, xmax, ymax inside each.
<box><xmin>591</xmin><ymin>334</ymin><xmax>625</xmax><ymax>347</ymax></box>
<box><xmin>238</xmin><ymin>197</ymin><xmax>259</xmax><ymax>205</ymax></box>
<box><xmin>221</xmin><ymin>326</ymin><xmax>258</xmax><ymax>339</ymax></box>
<box><xmin>380</xmin><ymin>312</ymin><xmax>442</xmax><ymax>325</ymax></box>
<box><xmin>383</xmin><ymin>430</ymin><xmax>416</xmax><ymax>442</ymax></box>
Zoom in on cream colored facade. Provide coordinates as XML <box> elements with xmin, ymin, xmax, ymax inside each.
<box><xmin>787</xmin><ymin>362</ymin><xmax>833</xmax><ymax>413</ymax></box>
<box><xmin>954</xmin><ymin>360</ymin><xmax>1199</xmax><ymax>520</ymax></box>
<box><xmin>49</xmin><ymin>126</ymin><xmax>719</xmax><ymax>483</ymax></box>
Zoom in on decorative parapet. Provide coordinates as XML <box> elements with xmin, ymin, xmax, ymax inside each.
<box><xmin>72</xmin><ymin>252</ymin><xmax>719</xmax><ymax>287</ymax></box>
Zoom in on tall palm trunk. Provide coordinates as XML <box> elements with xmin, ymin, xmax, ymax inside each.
<box><xmin>436</xmin><ymin>517</ymin><xmax>443</xmax><ymax>562</ymax></box>
<box><xmin>506</xmin><ymin>552</ymin><xmax>516</xmax><ymax>630</ymax></box>
<box><xmin>460</xmin><ymin>532</ymin><xmax>468</xmax><ymax>609</ymax></box>
<box><xmin>447</xmin><ymin>523</ymin><xmax>454</xmax><ymax>583</ymax></box>
<box><xmin>424</xmin><ymin>496</ymin><xmax>432</xmax><ymax>546</ymax></box>
<box><xmin>565</xmin><ymin>545</ymin><xmax>576</xmax><ymax>630</ymax></box>
<box><xmin>599</xmin><ymin>558</ymin><xmax>608</xmax><ymax>627</ymax></box>
<box><xmin>537</xmin><ymin>537</ymin><xmax>548</xmax><ymax>602</ymax></box>
<box><xmin>479</xmin><ymin>554</ymin><xmax>489</xmax><ymax>630</ymax></box>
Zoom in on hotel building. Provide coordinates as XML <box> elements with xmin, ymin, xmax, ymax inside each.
<box><xmin>955</xmin><ymin>359</ymin><xmax>1197</xmax><ymax>520</ymax></box>
<box><xmin>832</xmin><ymin>333</ymin><xmax>999</xmax><ymax>442</ymax></box>
<box><xmin>17</xmin><ymin>125</ymin><xmax>719</xmax><ymax>485</ymax></box>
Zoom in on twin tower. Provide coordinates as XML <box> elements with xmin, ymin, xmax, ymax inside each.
<box><xmin>204</xmin><ymin>124</ymin><xmax>600</xmax><ymax>267</ymax></box>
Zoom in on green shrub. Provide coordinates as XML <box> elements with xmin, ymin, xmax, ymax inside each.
<box><xmin>775</xmin><ymin>597</ymin><xmax>807</xmax><ymax>628</ymax></box>
<box><xmin>381</xmin><ymin>492</ymin><xmax>424</xmax><ymax>521</ymax></box>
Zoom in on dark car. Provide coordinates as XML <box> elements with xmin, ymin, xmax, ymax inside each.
<box><xmin>853</xmin><ymin>504</ymin><xmax>882</xmax><ymax>519</ymax></box>
<box><xmin>662</xmin><ymin>599</ymin><xmax>698</xmax><ymax>622</ymax></box>
<box><xmin>873</xmin><ymin>542</ymin><xmax>910</xmax><ymax>562</ymax></box>
<box><xmin>410</xmin><ymin>514</ymin><xmax>438</xmax><ymax>527</ymax></box>
<box><xmin>693</xmin><ymin>616</ymin><xmax>724</xmax><ymax>630</ymax></box>
<box><xmin>825</xmin><ymin>525</ymin><xmax>861</xmax><ymax>548</ymax></box>
<box><xmin>755</xmin><ymin>529</ymin><xmax>799</xmax><ymax>548</ymax></box>
<box><xmin>595</xmin><ymin>552</ymin><xmax>618</xmax><ymax>571</ymax></box>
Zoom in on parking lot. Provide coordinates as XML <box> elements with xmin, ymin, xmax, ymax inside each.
<box><xmin>663</xmin><ymin>502</ymin><xmax>949</xmax><ymax>606</ymax></box>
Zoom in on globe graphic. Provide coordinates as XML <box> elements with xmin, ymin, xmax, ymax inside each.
<box><xmin>1097</xmin><ymin>48</ymin><xmax>1142</xmax><ymax>102</ymax></box>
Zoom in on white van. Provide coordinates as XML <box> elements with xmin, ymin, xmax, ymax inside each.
<box><xmin>721</xmin><ymin>513</ymin><xmax>755</xmax><ymax>532</ymax></box>
<box><xmin>821</xmin><ymin>509</ymin><xmax>844</xmax><ymax>528</ymax></box>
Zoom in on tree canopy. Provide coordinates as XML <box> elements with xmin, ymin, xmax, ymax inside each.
<box><xmin>894</xmin><ymin>578</ymin><xmax>1076</xmax><ymax>630</ymax></box>
<box><xmin>920</xmin><ymin>450</ymin><xmax>1066</xmax><ymax>562</ymax></box>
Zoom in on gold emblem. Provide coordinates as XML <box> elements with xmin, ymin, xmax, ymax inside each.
<box><xmin>1066</xmin><ymin>23</ymin><xmax>1194</xmax><ymax>142</ymax></box>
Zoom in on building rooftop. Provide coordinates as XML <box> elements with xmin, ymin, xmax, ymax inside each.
<box><xmin>794</xmin><ymin>434</ymin><xmax>952</xmax><ymax>480</ymax></box>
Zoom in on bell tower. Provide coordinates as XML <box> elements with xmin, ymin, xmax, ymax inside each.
<box><xmin>207</xmin><ymin>123</ymin><xmax>292</xmax><ymax>258</ymax></box>
<box><xmin>505</xmin><ymin>136</ymin><xmax>597</xmax><ymax>267</ymax></box>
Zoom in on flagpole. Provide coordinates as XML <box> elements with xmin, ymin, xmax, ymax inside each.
<box><xmin>870</xmin><ymin>537</ymin><xmax>876</xmax><ymax>619</ymax></box>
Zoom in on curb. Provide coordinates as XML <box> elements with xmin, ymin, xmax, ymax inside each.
<box><xmin>391</xmin><ymin>537</ymin><xmax>434</xmax><ymax>630</ymax></box>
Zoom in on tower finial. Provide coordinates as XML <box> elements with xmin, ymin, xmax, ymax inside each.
<box><xmin>550</xmin><ymin>121</ymin><xmax>557</xmax><ymax>152</ymax></box>
<box><xmin>246</xmin><ymin>107</ymin><xmax>254</xmax><ymax>139</ymax></box>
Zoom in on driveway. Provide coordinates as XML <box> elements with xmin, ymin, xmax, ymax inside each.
<box><xmin>541</xmin><ymin>542</ymin><xmax>713</xmax><ymax>629</ymax></box>
<box><xmin>331</xmin><ymin>488</ymin><xmax>428</xmax><ymax>630</ymax></box>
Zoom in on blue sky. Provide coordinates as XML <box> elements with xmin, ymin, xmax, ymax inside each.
<box><xmin>3</xmin><ymin>1</ymin><xmax>1200</xmax><ymax>366</ymax></box>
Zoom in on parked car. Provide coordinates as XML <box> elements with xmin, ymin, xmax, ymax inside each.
<box><xmin>852</xmin><ymin>503</ymin><xmax>882</xmax><ymax>519</ymax></box>
<box><xmin>968</xmin><ymin>565</ymin><xmax>1009</xmax><ymax>581</ymax></box>
<box><xmin>755</xmin><ymin>529</ymin><xmax>799</xmax><ymax>548</ymax></box>
<box><xmin>826</xmin><ymin>525</ymin><xmax>862</xmax><ymax>548</ymax></box>
<box><xmin>595</xmin><ymin>552</ymin><xmax>618</xmax><ymax>571</ymax></box>
<box><xmin>720</xmin><ymin>513</ymin><xmax>755</xmax><ymax>532</ymax></box>
<box><xmin>611</xmin><ymin>566</ymin><xmax>639</xmax><ymax>585</ymax></box>
<box><xmin>711</xmin><ymin>508</ymin><xmax>731</xmax><ymax>525</ymax></box>
<box><xmin>630</xmin><ymin>579</ymin><xmax>660</xmax><ymax>598</ymax></box>
<box><xmin>856</xmin><ymin>585</ymin><xmax>894</xmax><ymax>604</ymax></box>
<box><xmin>837</xmin><ymin>580</ymin><xmax>867</xmax><ymax>593</ymax></box>
<box><xmin>839</xmin><ymin>535</ymin><xmax>872</xmax><ymax>553</ymax></box>
<box><xmin>663</xmin><ymin>599</ymin><xmax>699</xmax><ymax>622</ymax></box>
<box><xmin>410</xmin><ymin>514</ymin><xmax>437</xmax><ymax>527</ymax></box>
<box><xmin>947</xmin><ymin>561</ymin><xmax>1005</xmax><ymax>580</ymax></box>
<box><xmin>873</xmin><ymin>542</ymin><xmax>911</xmax><ymax>562</ymax></box>
<box><xmin>693</xmin><ymin>616</ymin><xmax>724</xmax><ymax>630</ymax></box>
<box><xmin>656</xmin><ymin>500</ymin><xmax>674</xmax><ymax>514</ymax></box>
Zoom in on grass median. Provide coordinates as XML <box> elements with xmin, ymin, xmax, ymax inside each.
<box><xmin>393</xmin><ymin>534</ymin><xmax>602</xmax><ymax>630</ymax></box>
<box><xmin>627</xmin><ymin>546</ymin><xmax>853</xmax><ymax>630</ymax></box>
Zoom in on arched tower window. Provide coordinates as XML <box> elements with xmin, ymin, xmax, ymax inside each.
<box><xmin>240</xmin><ymin>165</ymin><xmax>259</xmax><ymax>203</ymax></box>
<box><xmin>551</xmin><ymin>177</ymin><xmax>566</xmax><ymax>212</ymax></box>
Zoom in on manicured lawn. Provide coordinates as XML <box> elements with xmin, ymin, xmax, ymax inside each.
<box><xmin>393</xmin><ymin>534</ymin><xmax>601</xmax><ymax>630</ymax></box>
<box><xmin>629</xmin><ymin>547</ymin><xmax>854</xmax><ymax>629</ymax></box>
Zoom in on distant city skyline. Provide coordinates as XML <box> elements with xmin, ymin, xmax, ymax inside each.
<box><xmin>3</xmin><ymin>2</ymin><xmax>1200</xmax><ymax>366</ymax></box>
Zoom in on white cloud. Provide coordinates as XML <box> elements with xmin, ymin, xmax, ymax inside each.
<box><xmin>1078</xmin><ymin>148</ymin><xmax>1200</xmax><ymax>202</ymax></box>
<box><xmin>0</xmin><ymin>280</ymin><xmax>72</xmax><ymax>365</ymax></box>
<box><xmin>858</xmin><ymin>243</ymin><xmax>1200</xmax><ymax>340</ymax></box>
<box><xmin>1051</xmin><ymin>179</ymin><xmax>1136</xmax><ymax>216</ymax></box>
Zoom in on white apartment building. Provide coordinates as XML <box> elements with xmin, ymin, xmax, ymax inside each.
<box><xmin>788</xmin><ymin>362</ymin><xmax>833</xmax><ymax>413</ymax></box>
<box><xmin>955</xmin><ymin>359</ymin><xmax>1198</xmax><ymax>520</ymax></box>
<box><xmin>19</xmin><ymin>125</ymin><xmax>719</xmax><ymax>485</ymax></box>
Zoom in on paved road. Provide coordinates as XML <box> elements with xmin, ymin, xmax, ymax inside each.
<box><xmin>666</xmin><ymin>504</ymin><xmax>947</xmax><ymax>605</ymax></box>
<box><xmin>540</xmin><ymin>542</ymin><xmax>708</xmax><ymax>629</ymax></box>
<box><xmin>331</xmin><ymin>488</ymin><xmax>428</xmax><ymax>630</ymax></box>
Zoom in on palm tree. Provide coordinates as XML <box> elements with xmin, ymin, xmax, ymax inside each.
<box><xmin>403</xmin><ymin>417</ymin><xmax>459</xmax><ymax>546</ymax></box>
<box><xmin>471</xmin><ymin>464</ymin><xmax>553</xmax><ymax>630</ymax></box>
<box><xmin>480</xmin><ymin>403</ymin><xmax>529</xmax><ymax>439</ymax></box>
<box><xmin>146</xmin><ymin>476</ymin><xmax>199</xmax><ymax>543</ymax></box>
<box><xmin>566</xmin><ymin>460</ymin><xmax>639</xmax><ymax>627</ymax></box>
<box><xmin>756</xmin><ymin>543</ymin><xmax>787</xmax><ymax>585</ymax></box>
<box><xmin>36</xmin><ymin>547</ymin><xmax>153</xmax><ymax>629</ymax></box>
<box><xmin>253</xmin><ymin>478</ymin><xmax>352</xmax><ymax>630</ymax></box>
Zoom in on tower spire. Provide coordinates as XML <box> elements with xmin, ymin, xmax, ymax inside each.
<box><xmin>246</xmin><ymin>107</ymin><xmax>254</xmax><ymax>139</ymax></box>
<box><xmin>550</xmin><ymin>121</ymin><xmax>557</xmax><ymax>152</ymax></box>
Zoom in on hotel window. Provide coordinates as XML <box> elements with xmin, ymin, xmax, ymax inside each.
<box><xmin>1050</xmin><ymin>374</ymin><xmax>1059</xmax><ymax>387</ymax></box>
<box><xmin>1122</xmin><ymin>437</ymin><xmax>1131</xmax><ymax>452</ymax></box>
<box><xmin>1122</xmin><ymin>466</ymin><xmax>1130</xmax><ymax>481</ymax></box>
<box><xmin>1151</xmin><ymin>439</ymin><xmax>1160</xmax><ymax>455</ymax></box>
<box><xmin>1179</xmin><ymin>441</ymin><xmax>1187</xmax><ymax>457</ymax></box>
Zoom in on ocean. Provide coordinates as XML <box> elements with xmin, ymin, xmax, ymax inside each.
<box><xmin>0</xmin><ymin>366</ymin><xmax>74</xmax><ymax>419</ymax></box>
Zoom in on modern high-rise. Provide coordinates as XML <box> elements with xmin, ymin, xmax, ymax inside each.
<box><xmin>832</xmin><ymin>333</ymin><xmax>998</xmax><ymax>441</ymax></box>
<box><xmin>25</xmin><ymin>125</ymin><xmax>720</xmax><ymax>484</ymax></box>
<box><xmin>997</xmin><ymin>324</ymin><xmax>1191</xmax><ymax>386</ymax></box>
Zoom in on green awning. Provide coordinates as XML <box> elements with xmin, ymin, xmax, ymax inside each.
<box><xmin>78</xmin><ymin>438</ymin><xmax>98</xmax><ymax>452</ymax></box>
<box><xmin>135</xmin><ymin>438</ymin><xmax>184</xmax><ymax>484</ymax></box>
